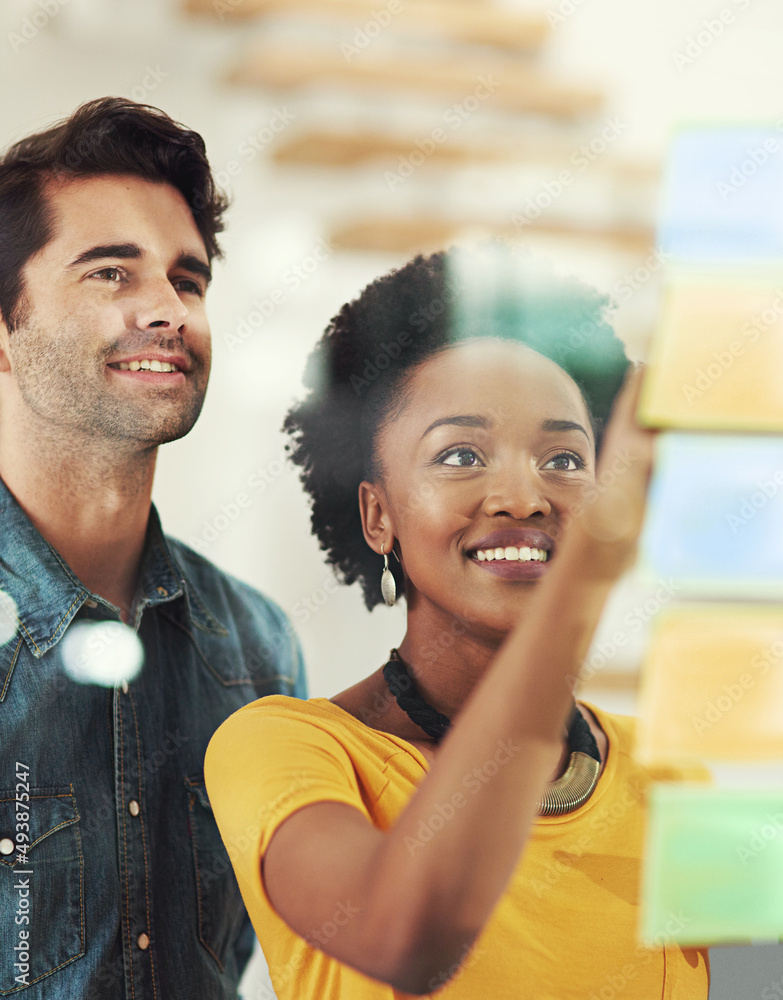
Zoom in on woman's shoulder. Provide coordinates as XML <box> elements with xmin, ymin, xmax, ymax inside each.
<box><xmin>207</xmin><ymin>693</ymin><xmax>413</xmax><ymax>763</ymax></box>
<box><xmin>206</xmin><ymin>693</ymin><xmax>428</xmax><ymax>806</ymax></box>
<box><xmin>228</xmin><ymin>694</ymin><xmax>342</xmax><ymax>720</ymax></box>
<box><xmin>204</xmin><ymin>697</ymin><xmax>371</xmax><ymax>806</ymax></box>
<box><xmin>209</xmin><ymin>695</ymin><xmax>358</xmax><ymax>745</ymax></box>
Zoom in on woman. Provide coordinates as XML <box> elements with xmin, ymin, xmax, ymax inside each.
<box><xmin>205</xmin><ymin>248</ymin><xmax>710</xmax><ymax>998</ymax></box>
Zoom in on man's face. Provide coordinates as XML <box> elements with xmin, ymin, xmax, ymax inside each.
<box><xmin>2</xmin><ymin>173</ymin><xmax>212</xmax><ymax>448</ymax></box>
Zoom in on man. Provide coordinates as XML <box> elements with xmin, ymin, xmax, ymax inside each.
<box><xmin>0</xmin><ymin>98</ymin><xmax>306</xmax><ymax>998</ymax></box>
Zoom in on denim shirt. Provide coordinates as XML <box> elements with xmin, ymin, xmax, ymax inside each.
<box><xmin>0</xmin><ymin>476</ymin><xmax>307</xmax><ymax>999</ymax></box>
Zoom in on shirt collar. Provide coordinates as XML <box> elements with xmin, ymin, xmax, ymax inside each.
<box><xmin>0</xmin><ymin>475</ymin><xmax>225</xmax><ymax>661</ymax></box>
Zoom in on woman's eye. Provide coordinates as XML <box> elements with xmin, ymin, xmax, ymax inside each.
<box><xmin>441</xmin><ymin>448</ymin><xmax>483</xmax><ymax>467</ymax></box>
<box><xmin>543</xmin><ymin>452</ymin><xmax>583</xmax><ymax>471</ymax></box>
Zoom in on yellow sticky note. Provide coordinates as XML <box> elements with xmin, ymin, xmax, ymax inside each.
<box><xmin>637</xmin><ymin>604</ymin><xmax>783</xmax><ymax>765</ymax></box>
<box><xmin>639</xmin><ymin>279</ymin><xmax>783</xmax><ymax>431</ymax></box>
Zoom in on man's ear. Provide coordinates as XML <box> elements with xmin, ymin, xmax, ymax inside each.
<box><xmin>0</xmin><ymin>313</ymin><xmax>11</xmax><ymax>374</ymax></box>
<box><xmin>358</xmin><ymin>481</ymin><xmax>394</xmax><ymax>555</ymax></box>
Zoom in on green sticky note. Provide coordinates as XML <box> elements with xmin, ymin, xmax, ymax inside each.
<box><xmin>642</xmin><ymin>785</ymin><xmax>783</xmax><ymax>946</ymax></box>
<box><xmin>445</xmin><ymin>245</ymin><xmax>629</xmax><ymax>391</ymax></box>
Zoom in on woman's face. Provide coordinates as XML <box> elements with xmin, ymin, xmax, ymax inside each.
<box><xmin>370</xmin><ymin>340</ymin><xmax>597</xmax><ymax>638</ymax></box>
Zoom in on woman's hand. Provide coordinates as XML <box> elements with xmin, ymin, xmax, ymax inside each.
<box><xmin>570</xmin><ymin>365</ymin><xmax>656</xmax><ymax>580</ymax></box>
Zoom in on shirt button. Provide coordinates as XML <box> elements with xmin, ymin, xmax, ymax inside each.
<box><xmin>0</xmin><ymin>838</ymin><xmax>14</xmax><ymax>855</ymax></box>
<box><xmin>128</xmin><ymin>800</ymin><xmax>140</xmax><ymax>817</ymax></box>
<box><xmin>137</xmin><ymin>933</ymin><xmax>150</xmax><ymax>950</ymax></box>
<box><xmin>156</xmin><ymin>586</ymin><xmax>168</xmax><ymax>597</ymax></box>
<box><xmin>84</xmin><ymin>598</ymin><xmax>98</xmax><ymax>608</ymax></box>
<box><xmin>121</xmin><ymin>681</ymin><xmax>129</xmax><ymax>695</ymax></box>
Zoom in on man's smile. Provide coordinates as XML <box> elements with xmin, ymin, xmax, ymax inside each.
<box><xmin>106</xmin><ymin>351</ymin><xmax>190</xmax><ymax>384</ymax></box>
<box><xmin>110</xmin><ymin>359</ymin><xmax>180</xmax><ymax>372</ymax></box>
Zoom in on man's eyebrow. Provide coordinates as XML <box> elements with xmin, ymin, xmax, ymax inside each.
<box><xmin>68</xmin><ymin>242</ymin><xmax>141</xmax><ymax>268</ymax></box>
<box><xmin>541</xmin><ymin>418</ymin><xmax>590</xmax><ymax>440</ymax></box>
<box><xmin>422</xmin><ymin>414</ymin><xmax>490</xmax><ymax>439</ymax></box>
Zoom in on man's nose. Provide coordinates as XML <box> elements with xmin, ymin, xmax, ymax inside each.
<box><xmin>132</xmin><ymin>277</ymin><xmax>189</xmax><ymax>331</ymax></box>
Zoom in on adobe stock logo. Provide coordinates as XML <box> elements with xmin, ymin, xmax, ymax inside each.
<box><xmin>8</xmin><ymin>0</ymin><xmax>71</xmax><ymax>53</ymax></box>
<box><xmin>726</xmin><ymin>471</ymin><xmax>783</xmax><ymax>534</ymax></box>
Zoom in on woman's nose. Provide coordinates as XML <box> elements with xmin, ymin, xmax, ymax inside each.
<box><xmin>481</xmin><ymin>466</ymin><xmax>552</xmax><ymax>519</ymax></box>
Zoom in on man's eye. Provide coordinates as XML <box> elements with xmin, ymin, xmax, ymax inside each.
<box><xmin>441</xmin><ymin>447</ymin><xmax>483</xmax><ymax>467</ymax></box>
<box><xmin>92</xmin><ymin>267</ymin><xmax>123</xmax><ymax>282</ymax></box>
<box><xmin>174</xmin><ymin>278</ymin><xmax>204</xmax><ymax>296</ymax></box>
<box><xmin>543</xmin><ymin>452</ymin><xmax>583</xmax><ymax>471</ymax></box>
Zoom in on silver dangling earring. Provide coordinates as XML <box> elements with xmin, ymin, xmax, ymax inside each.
<box><xmin>380</xmin><ymin>542</ymin><xmax>397</xmax><ymax>607</ymax></box>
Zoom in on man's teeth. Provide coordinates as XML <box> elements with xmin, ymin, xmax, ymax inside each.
<box><xmin>116</xmin><ymin>360</ymin><xmax>179</xmax><ymax>373</ymax></box>
<box><xmin>475</xmin><ymin>546</ymin><xmax>549</xmax><ymax>563</ymax></box>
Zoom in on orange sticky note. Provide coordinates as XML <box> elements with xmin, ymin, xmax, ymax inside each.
<box><xmin>637</xmin><ymin>604</ymin><xmax>783</xmax><ymax>764</ymax></box>
<box><xmin>639</xmin><ymin>279</ymin><xmax>783</xmax><ymax>432</ymax></box>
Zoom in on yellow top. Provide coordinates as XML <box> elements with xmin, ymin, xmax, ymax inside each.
<box><xmin>205</xmin><ymin>696</ymin><xmax>710</xmax><ymax>1000</ymax></box>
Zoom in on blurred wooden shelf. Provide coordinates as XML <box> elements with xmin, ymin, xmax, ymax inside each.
<box><xmin>227</xmin><ymin>45</ymin><xmax>603</xmax><ymax>119</ymax></box>
<box><xmin>273</xmin><ymin>129</ymin><xmax>659</xmax><ymax>182</ymax></box>
<box><xmin>329</xmin><ymin>216</ymin><xmax>655</xmax><ymax>256</ymax></box>
<box><xmin>274</xmin><ymin>129</ymin><xmax>506</xmax><ymax>167</ymax></box>
<box><xmin>184</xmin><ymin>0</ymin><xmax>549</xmax><ymax>52</ymax></box>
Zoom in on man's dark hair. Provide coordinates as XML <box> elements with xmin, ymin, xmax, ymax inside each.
<box><xmin>0</xmin><ymin>96</ymin><xmax>228</xmax><ymax>330</ymax></box>
<box><xmin>284</xmin><ymin>247</ymin><xmax>631</xmax><ymax>610</ymax></box>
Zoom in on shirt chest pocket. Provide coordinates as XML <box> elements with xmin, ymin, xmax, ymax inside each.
<box><xmin>0</xmin><ymin>788</ymin><xmax>84</xmax><ymax>995</ymax></box>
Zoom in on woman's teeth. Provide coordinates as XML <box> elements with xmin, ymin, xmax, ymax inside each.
<box><xmin>474</xmin><ymin>546</ymin><xmax>548</xmax><ymax>563</ymax></box>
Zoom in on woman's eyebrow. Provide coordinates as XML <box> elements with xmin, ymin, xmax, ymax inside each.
<box><xmin>421</xmin><ymin>415</ymin><xmax>490</xmax><ymax>439</ymax></box>
<box><xmin>541</xmin><ymin>418</ymin><xmax>590</xmax><ymax>440</ymax></box>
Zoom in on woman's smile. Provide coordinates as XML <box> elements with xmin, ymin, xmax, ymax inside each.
<box><xmin>466</xmin><ymin>526</ymin><xmax>555</xmax><ymax>580</ymax></box>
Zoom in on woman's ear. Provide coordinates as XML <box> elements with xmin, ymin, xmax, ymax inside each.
<box><xmin>358</xmin><ymin>481</ymin><xmax>394</xmax><ymax>554</ymax></box>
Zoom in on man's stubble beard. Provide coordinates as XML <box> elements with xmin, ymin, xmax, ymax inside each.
<box><xmin>9</xmin><ymin>318</ymin><xmax>209</xmax><ymax>448</ymax></box>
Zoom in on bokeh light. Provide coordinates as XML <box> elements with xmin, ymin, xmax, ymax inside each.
<box><xmin>60</xmin><ymin>621</ymin><xmax>144</xmax><ymax>688</ymax></box>
<box><xmin>0</xmin><ymin>590</ymin><xmax>19</xmax><ymax>647</ymax></box>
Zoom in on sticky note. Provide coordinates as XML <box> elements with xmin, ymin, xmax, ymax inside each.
<box><xmin>636</xmin><ymin>605</ymin><xmax>783</xmax><ymax>764</ymax></box>
<box><xmin>658</xmin><ymin>126</ymin><xmax>783</xmax><ymax>263</ymax></box>
<box><xmin>639</xmin><ymin>279</ymin><xmax>783</xmax><ymax>432</ymax></box>
<box><xmin>641</xmin><ymin>433</ymin><xmax>783</xmax><ymax>597</ymax></box>
<box><xmin>642</xmin><ymin>785</ymin><xmax>783</xmax><ymax>945</ymax></box>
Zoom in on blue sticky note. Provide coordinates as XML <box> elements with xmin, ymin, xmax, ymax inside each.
<box><xmin>658</xmin><ymin>126</ymin><xmax>783</xmax><ymax>263</ymax></box>
<box><xmin>641</xmin><ymin>433</ymin><xmax>783</xmax><ymax>597</ymax></box>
